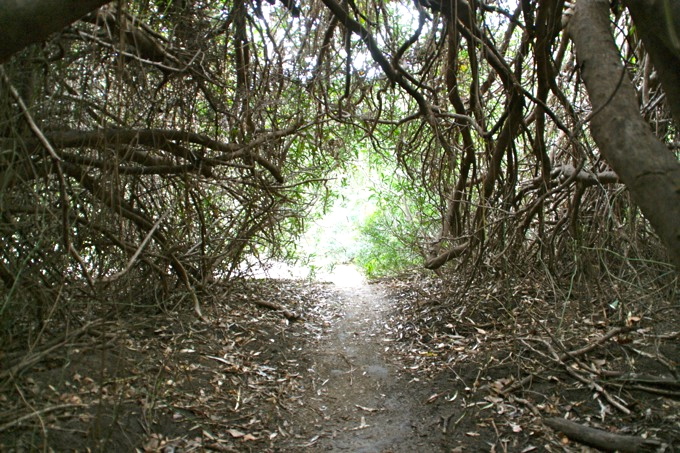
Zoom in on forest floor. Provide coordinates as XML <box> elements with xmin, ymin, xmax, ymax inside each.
<box><xmin>1</xmin><ymin>265</ymin><xmax>679</xmax><ymax>452</ymax></box>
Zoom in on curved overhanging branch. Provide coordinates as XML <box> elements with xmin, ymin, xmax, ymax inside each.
<box><xmin>6</xmin><ymin>127</ymin><xmax>291</xmax><ymax>183</ymax></box>
<box><xmin>424</xmin><ymin>242</ymin><xmax>470</xmax><ymax>270</ymax></box>
<box><xmin>568</xmin><ymin>0</ymin><xmax>680</xmax><ymax>267</ymax></box>
<box><xmin>319</xmin><ymin>0</ymin><xmax>430</xmax><ymax>115</ymax></box>
<box><xmin>0</xmin><ymin>0</ymin><xmax>111</xmax><ymax>63</ymax></box>
<box><xmin>0</xmin><ymin>122</ymin><xmax>299</xmax><ymax>315</ymax></box>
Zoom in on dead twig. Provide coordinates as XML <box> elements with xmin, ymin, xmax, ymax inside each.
<box><xmin>0</xmin><ymin>404</ymin><xmax>87</xmax><ymax>432</ymax></box>
<box><xmin>251</xmin><ymin>299</ymin><xmax>301</xmax><ymax>322</ymax></box>
<box><xmin>100</xmin><ymin>209</ymin><xmax>170</xmax><ymax>283</ymax></box>
<box><xmin>0</xmin><ymin>320</ymin><xmax>110</xmax><ymax>381</ymax></box>
<box><xmin>501</xmin><ymin>325</ymin><xmax>638</xmax><ymax>395</ymax></box>
<box><xmin>544</xmin><ymin>417</ymin><xmax>663</xmax><ymax>452</ymax></box>
<box><xmin>562</xmin><ymin>364</ymin><xmax>631</xmax><ymax>415</ymax></box>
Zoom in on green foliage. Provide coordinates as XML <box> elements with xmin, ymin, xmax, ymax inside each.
<box><xmin>354</xmin><ymin>208</ymin><xmax>421</xmax><ymax>278</ymax></box>
<box><xmin>350</xmin><ymin>131</ymin><xmax>437</xmax><ymax>278</ymax></box>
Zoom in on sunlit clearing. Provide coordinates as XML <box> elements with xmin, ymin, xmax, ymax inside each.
<box><xmin>294</xmin><ymin>154</ymin><xmax>376</xmax><ymax>281</ymax></box>
<box><xmin>243</xmin><ymin>159</ymin><xmax>375</xmax><ymax>283</ymax></box>
<box><xmin>325</xmin><ymin>264</ymin><xmax>366</xmax><ymax>288</ymax></box>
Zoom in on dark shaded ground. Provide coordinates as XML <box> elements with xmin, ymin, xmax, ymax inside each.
<box><xmin>1</xmin><ymin>266</ymin><xmax>678</xmax><ymax>452</ymax></box>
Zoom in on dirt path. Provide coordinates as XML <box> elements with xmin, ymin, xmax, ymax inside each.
<box><xmin>3</xmin><ymin>266</ymin><xmax>676</xmax><ymax>451</ymax></box>
<box><xmin>280</xmin><ymin>266</ymin><xmax>450</xmax><ymax>452</ymax></box>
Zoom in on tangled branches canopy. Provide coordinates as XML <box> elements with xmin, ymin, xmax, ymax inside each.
<box><xmin>0</xmin><ymin>0</ymin><xmax>678</xmax><ymax>332</ymax></box>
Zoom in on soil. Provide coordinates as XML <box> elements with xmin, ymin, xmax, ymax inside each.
<box><xmin>277</xmin><ymin>268</ymin><xmax>458</xmax><ymax>452</ymax></box>
<box><xmin>1</xmin><ymin>265</ymin><xmax>678</xmax><ymax>452</ymax></box>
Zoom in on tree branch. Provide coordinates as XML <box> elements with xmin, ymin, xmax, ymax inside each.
<box><xmin>0</xmin><ymin>0</ymin><xmax>111</xmax><ymax>63</ymax></box>
<box><xmin>568</xmin><ymin>0</ymin><xmax>680</xmax><ymax>267</ymax></box>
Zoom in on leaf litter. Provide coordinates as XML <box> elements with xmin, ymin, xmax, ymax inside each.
<box><xmin>0</xmin><ymin>269</ymin><xmax>677</xmax><ymax>452</ymax></box>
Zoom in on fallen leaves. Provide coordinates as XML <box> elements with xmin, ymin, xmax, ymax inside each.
<box><xmin>0</xmin><ymin>279</ymin><xmax>334</xmax><ymax>452</ymax></box>
<box><xmin>226</xmin><ymin>428</ymin><xmax>257</xmax><ymax>441</ymax></box>
<box><xmin>355</xmin><ymin>404</ymin><xmax>381</xmax><ymax>412</ymax></box>
<box><xmin>378</xmin><ymin>270</ymin><xmax>680</xmax><ymax>451</ymax></box>
<box><xmin>348</xmin><ymin>416</ymin><xmax>370</xmax><ymax>430</ymax></box>
<box><xmin>2</xmin><ymin>273</ymin><xmax>678</xmax><ymax>453</ymax></box>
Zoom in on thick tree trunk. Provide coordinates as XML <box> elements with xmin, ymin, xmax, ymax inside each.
<box><xmin>0</xmin><ymin>0</ymin><xmax>111</xmax><ymax>63</ymax></box>
<box><xmin>568</xmin><ymin>0</ymin><xmax>680</xmax><ymax>267</ymax></box>
<box><xmin>623</xmin><ymin>0</ymin><xmax>680</xmax><ymax>127</ymax></box>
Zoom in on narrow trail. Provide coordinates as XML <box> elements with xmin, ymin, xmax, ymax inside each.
<box><xmin>281</xmin><ymin>266</ymin><xmax>448</xmax><ymax>452</ymax></box>
<box><xmin>2</xmin><ymin>266</ymin><xmax>675</xmax><ymax>451</ymax></box>
<box><xmin>2</xmin><ymin>264</ymin><xmax>676</xmax><ymax>451</ymax></box>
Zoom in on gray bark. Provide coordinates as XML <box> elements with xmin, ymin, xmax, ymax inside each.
<box><xmin>624</xmin><ymin>0</ymin><xmax>680</xmax><ymax>127</ymax></box>
<box><xmin>556</xmin><ymin>164</ymin><xmax>619</xmax><ymax>185</ymax></box>
<box><xmin>544</xmin><ymin>418</ymin><xmax>662</xmax><ymax>452</ymax></box>
<box><xmin>568</xmin><ymin>0</ymin><xmax>680</xmax><ymax>267</ymax></box>
<box><xmin>0</xmin><ymin>0</ymin><xmax>111</xmax><ymax>63</ymax></box>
